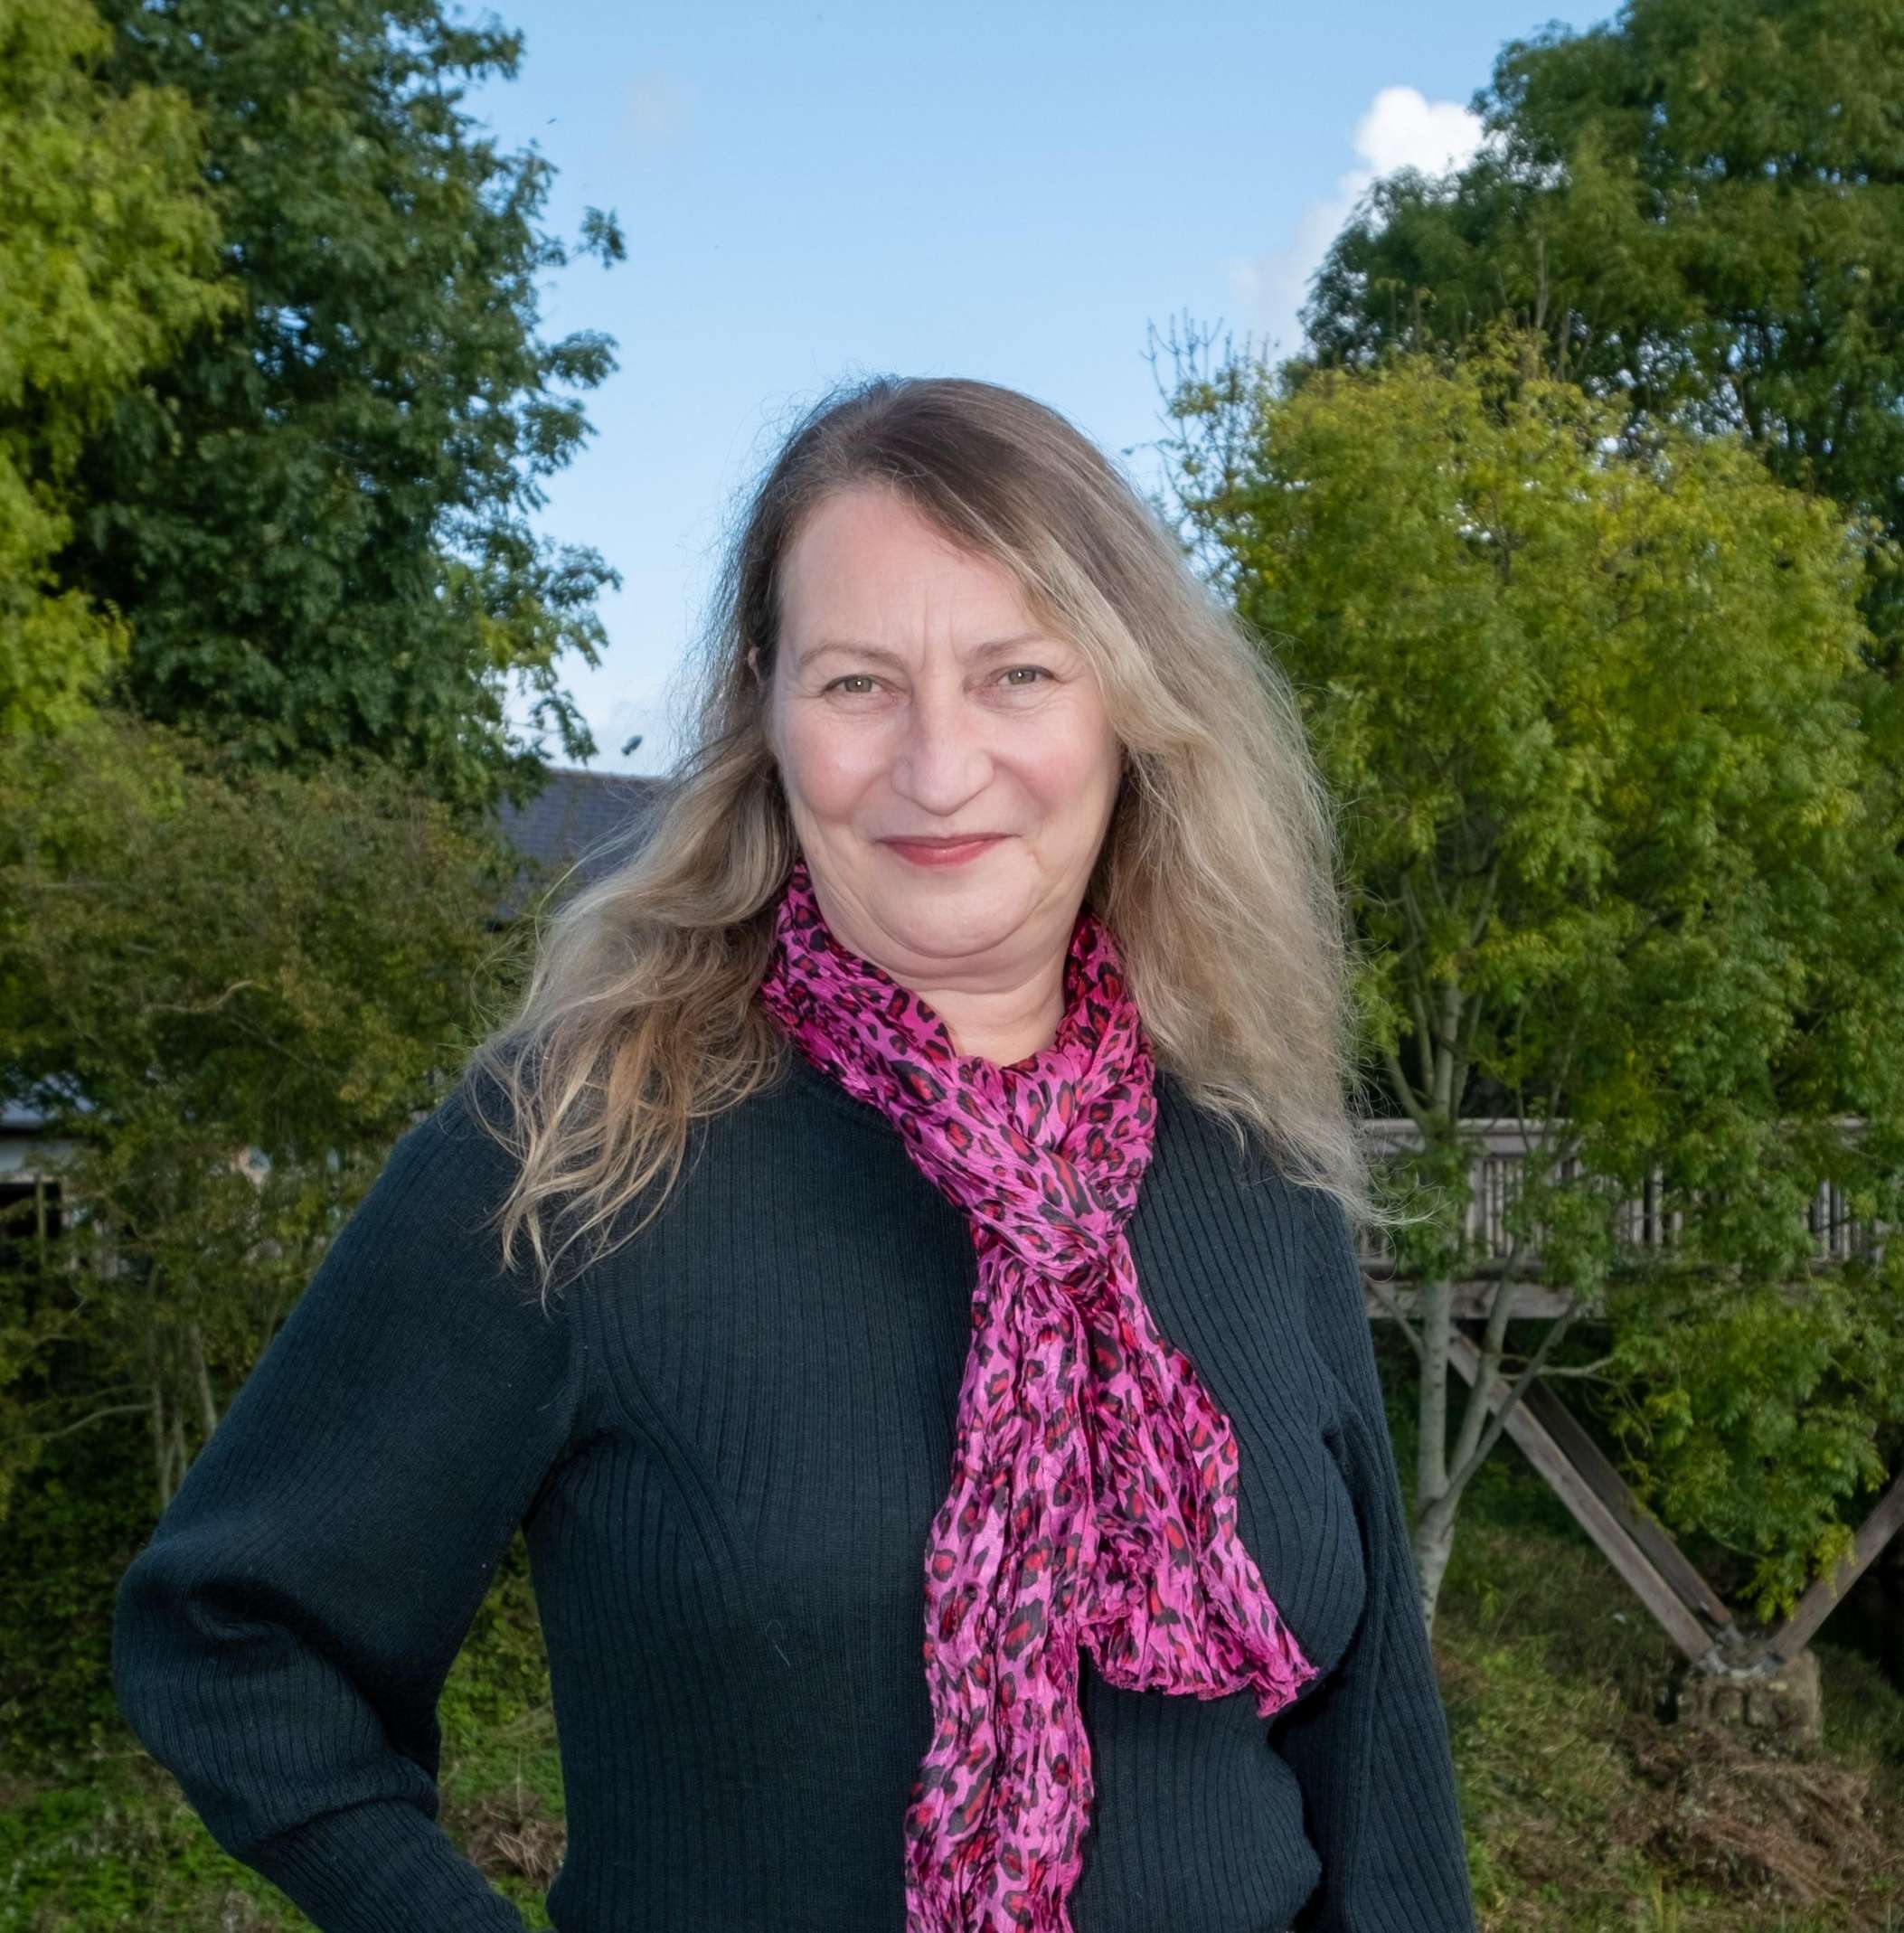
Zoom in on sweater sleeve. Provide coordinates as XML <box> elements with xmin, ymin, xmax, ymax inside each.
<box><xmin>109</xmin><ymin>1079</ymin><xmax>585</xmax><ymax>1933</ymax></box>
<box><xmin>1270</xmin><ymin>1187</ymin><xmax>1477</xmax><ymax>1933</ymax></box>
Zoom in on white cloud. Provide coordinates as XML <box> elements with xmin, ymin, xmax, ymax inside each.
<box><xmin>1227</xmin><ymin>85</ymin><xmax>1494</xmax><ymax>363</ymax></box>
<box><xmin>1352</xmin><ymin>84</ymin><xmax>1488</xmax><ymax>179</ymax></box>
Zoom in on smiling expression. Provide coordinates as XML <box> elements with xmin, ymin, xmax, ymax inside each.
<box><xmin>764</xmin><ymin>485</ymin><xmax>1125</xmax><ymax>1053</ymax></box>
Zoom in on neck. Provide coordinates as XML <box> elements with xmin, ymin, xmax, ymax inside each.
<box><xmin>916</xmin><ymin>969</ymin><xmax>1068</xmax><ymax>1068</ymax></box>
<box><xmin>793</xmin><ymin>863</ymin><xmax>1079</xmax><ymax>1068</ymax></box>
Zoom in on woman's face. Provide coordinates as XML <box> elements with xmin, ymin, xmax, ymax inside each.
<box><xmin>766</xmin><ymin>485</ymin><xmax>1124</xmax><ymax>1006</ymax></box>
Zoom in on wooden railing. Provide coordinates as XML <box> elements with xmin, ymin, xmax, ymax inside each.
<box><xmin>1351</xmin><ymin>1117</ymin><xmax>1888</xmax><ymax>1272</ymax></box>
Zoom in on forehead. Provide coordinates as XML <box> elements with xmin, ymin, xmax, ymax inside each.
<box><xmin>779</xmin><ymin>488</ymin><xmax>1037</xmax><ymax>649</ymax></box>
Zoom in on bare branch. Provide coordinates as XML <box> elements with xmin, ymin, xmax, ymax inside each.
<box><xmin>1447</xmin><ymin>1304</ymin><xmax>1582</xmax><ymax>1498</ymax></box>
<box><xmin>1362</xmin><ymin>1270</ymin><xmax>1427</xmax><ymax>1361</ymax></box>
<box><xmin>1381</xmin><ymin>1045</ymin><xmax>1437</xmax><ymax>1136</ymax></box>
<box><xmin>1448</xmin><ymin>1259</ymin><xmax>1523</xmax><ymax>1476</ymax></box>
<box><xmin>38</xmin><ymin>1401</ymin><xmax>153</xmax><ymax>1443</ymax></box>
<box><xmin>1534</xmin><ymin>1353</ymin><xmax>1618</xmax><ymax>1379</ymax></box>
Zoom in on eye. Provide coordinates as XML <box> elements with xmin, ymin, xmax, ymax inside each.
<box><xmin>820</xmin><ymin>667</ymin><xmax>1053</xmax><ymax>694</ymax></box>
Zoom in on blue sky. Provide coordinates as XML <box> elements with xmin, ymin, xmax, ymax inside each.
<box><xmin>457</xmin><ymin>0</ymin><xmax>1604</xmax><ymax>776</ymax></box>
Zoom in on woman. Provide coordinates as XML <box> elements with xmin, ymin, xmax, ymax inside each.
<box><xmin>111</xmin><ymin>376</ymin><xmax>1477</xmax><ymax>1931</ymax></box>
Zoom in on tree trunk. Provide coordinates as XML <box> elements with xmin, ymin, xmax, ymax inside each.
<box><xmin>1413</xmin><ymin>1490</ymin><xmax>1459</xmax><ymax>1636</ymax></box>
<box><xmin>187</xmin><ymin>1320</ymin><xmax>220</xmax><ymax>1442</ymax></box>
<box><xmin>1412</xmin><ymin>1273</ymin><xmax>1458</xmax><ymax>1636</ymax></box>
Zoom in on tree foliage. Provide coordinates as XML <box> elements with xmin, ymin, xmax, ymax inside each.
<box><xmin>0</xmin><ymin>709</ymin><xmax>533</xmax><ymax>1525</ymax></box>
<box><xmin>1296</xmin><ymin>0</ymin><xmax>1904</xmax><ymax>677</ymax></box>
<box><xmin>1155</xmin><ymin>319</ymin><xmax>1904</xmax><ymax>1625</ymax></box>
<box><xmin>60</xmin><ymin>0</ymin><xmax>627</xmax><ymax>816</ymax></box>
<box><xmin>0</xmin><ymin>0</ymin><xmax>230</xmax><ymax>738</ymax></box>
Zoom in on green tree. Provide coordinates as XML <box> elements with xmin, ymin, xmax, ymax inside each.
<box><xmin>1297</xmin><ymin>0</ymin><xmax>1904</xmax><ymax>677</ymax></box>
<box><xmin>0</xmin><ymin>0</ymin><xmax>230</xmax><ymax>739</ymax></box>
<box><xmin>1155</xmin><ymin>320</ymin><xmax>1904</xmax><ymax>1631</ymax></box>
<box><xmin>60</xmin><ymin>0</ymin><xmax>627</xmax><ymax>816</ymax></box>
<box><xmin>0</xmin><ymin>709</ymin><xmax>532</xmax><ymax>1524</ymax></box>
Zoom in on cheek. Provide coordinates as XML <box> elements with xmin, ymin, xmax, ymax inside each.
<box><xmin>779</xmin><ymin>715</ymin><xmax>880</xmax><ymax>807</ymax></box>
<box><xmin>1015</xmin><ymin>719</ymin><xmax>1118</xmax><ymax>805</ymax></box>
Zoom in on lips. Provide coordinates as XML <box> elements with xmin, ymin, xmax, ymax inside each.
<box><xmin>882</xmin><ymin>834</ymin><xmax>1006</xmax><ymax>867</ymax></box>
<box><xmin>885</xmin><ymin>838</ymin><xmax>1013</xmax><ymax>877</ymax></box>
<box><xmin>884</xmin><ymin>835</ymin><xmax>1004</xmax><ymax>848</ymax></box>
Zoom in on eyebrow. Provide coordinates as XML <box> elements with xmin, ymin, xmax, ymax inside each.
<box><xmin>795</xmin><ymin>631</ymin><xmax>1054</xmax><ymax>672</ymax></box>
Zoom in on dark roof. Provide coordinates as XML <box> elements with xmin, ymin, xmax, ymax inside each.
<box><xmin>489</xmin><ymin>767</ymin><xmax>667</xmax><ymax>923</ymax></box>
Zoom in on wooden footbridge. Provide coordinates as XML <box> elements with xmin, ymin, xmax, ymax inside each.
<box><xmin>1353</xmin><ymin>1118</ymin><xmax>1902</xmax><ymax>1683</ymax></box>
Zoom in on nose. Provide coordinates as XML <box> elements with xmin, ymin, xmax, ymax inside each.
<box><xmin>890</xmin><ymin>674</ymin><xmax>994</xmax><ymax>809</ymax></box>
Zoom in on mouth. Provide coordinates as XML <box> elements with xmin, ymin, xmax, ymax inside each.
<box><xmin>882</xmin><ymin>834</ymin><xmax>1007</xmax><ymax>848</ymax></box>
<box><xmin>881</xmin><ymin>834</ymin><xmax>1008</xmax><ymax>866</ymax></box>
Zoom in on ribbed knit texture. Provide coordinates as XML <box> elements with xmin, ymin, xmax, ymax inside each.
<box><xmin>110</xmin><ymin>1051</ymin><xmax>1477</xmax><ymax>1932</ymax></box>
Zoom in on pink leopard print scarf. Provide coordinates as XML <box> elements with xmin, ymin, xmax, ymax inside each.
<box><xmin>755</xmin><ymin>854</ymin><xmax>1318</xmax><ymax>1931</ymax></box>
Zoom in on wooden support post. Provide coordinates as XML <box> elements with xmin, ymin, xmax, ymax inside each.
<box><xmin>1766</xmin><ymin>1471</ymin><xmax>1904</xmax><ymax>1664</ymax></box>
<box><xmin>1444</xmin><ymin>1328</ymin><xmax>1724</xmax><ymax>1666</ymax></box>
<box><xmin>1513</xmin><ymin>1373</ymin><xmax>1739</xmax><ymax>1644</ymax></box>
<box><xmin>1371</xmin><ymin>1280</ymin><xmax>1904</xmax><ymax>1675</ymax></box>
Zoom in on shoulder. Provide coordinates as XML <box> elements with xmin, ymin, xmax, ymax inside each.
<box><xmin>1150</xmin><ymin>1066</ymin><xmax>1305</xmax><ymax>1210</ymax></box>
<box><xmin>309</xmin><ymin>1070</ymin><xmax>576</xmax><ymax>1337</ymax></box>
<box><xmin>1138</xmin><ymin>1070</ymin><xmax>1314</xmax><ymax>1295</ymax></box>
<box><xmin>369</xmin><ymin>1074</ymin><xmax>519</xmax><ymax>1232</ymax></box>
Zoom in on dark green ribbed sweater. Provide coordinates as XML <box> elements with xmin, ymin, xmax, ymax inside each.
<box><xmin>110</xmin><ymin>1050</ymin><xmax>1476</xmax><ymax>1932</ymax></box>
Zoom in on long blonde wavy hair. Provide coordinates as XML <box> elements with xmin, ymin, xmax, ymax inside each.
<box><xmin>463</xmin><ymin>373</ymin><xmax>1390</xmax><ymax>1306</ymax></box>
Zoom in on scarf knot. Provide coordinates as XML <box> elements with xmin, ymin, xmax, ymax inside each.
<box><xmin>756</xmin><ymin>855</ymin><xmax>1318</xmax><ymax>1931</ymax></box>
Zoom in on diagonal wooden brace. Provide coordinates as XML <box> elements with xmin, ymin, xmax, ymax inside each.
<box><xmin>1764</xmin><ymin>1471</ymin><xmax>1904</xmax><ymax>1664</ymax></box>
<box><xmin>1443</xmin><ymin>1327</ymin><xmax>1736</xmax><ymax>1667</ymax></box>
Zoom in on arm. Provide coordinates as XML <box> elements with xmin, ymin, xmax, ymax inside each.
<box><xmin>1271</xmin><ymin>1186</ymin><xmax>1477</xmax><ymax>1933</ymax></box>
<box><xmin>110</xmin><ymin>1079</ymin><xmax>585</xmax><ymax>1932</ymax></box>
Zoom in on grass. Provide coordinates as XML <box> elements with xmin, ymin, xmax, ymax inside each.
<box><xmin>6</xmin><ymin>1362</ymin><xmax>1902</xmax><ymax>1931</ymax></box>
